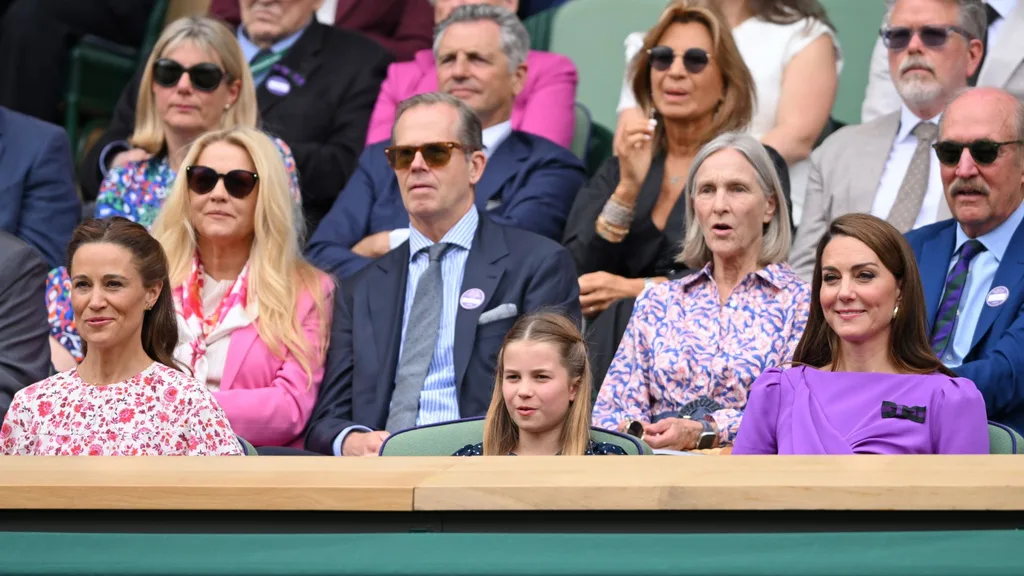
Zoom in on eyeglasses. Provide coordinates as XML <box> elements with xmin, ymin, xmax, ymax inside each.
<box><xmin>647</xmin><ymin>46</ymin><xmax>712</xmax><ymax>74</ymax></box>
<box><xmin>879</xmin><ymin>25</ymin><xmax>972</xmax><ymax>51</ymax></box>
<box><xmin>185</xmin><ymin>165</ymin><xmax>259</xmax><ymax>199</ymax></box>
<box><xmin>153</xmin><ymin>58</ymin><xmax>226</xmax><ymax>92</ymax></box>
<box><xmin>931</xmin><ymin>139</ymin><xmax>1023</xmax><ymax>166</ymax></box>
<box><xmin>384</xmin><ymin>142</ymin><xmax>474</xmax><ymax>170</ymax></box>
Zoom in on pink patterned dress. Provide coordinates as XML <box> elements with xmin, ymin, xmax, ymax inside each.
<box><xmin>592</xmin><ymin>262</ymin><xmax>811</xmax><ymax>444</ymax></box>
<box><xmin>0</xmin><ymin>363</ymin><xmax>244</xmax><ymax>455</ymax></box>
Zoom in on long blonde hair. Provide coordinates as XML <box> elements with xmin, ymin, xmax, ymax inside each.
<box><xmin>482</xmin><ymin>313</ymin><xmax>593</xmax><ymax>456</ymax></box>
<box><xmin>151</xmin><ymin>126</ymin><xmax>330</xmax><ymax>385</ymax></box>
<box><xmin>131</xmin><ymin>15</ymin><xmax>258</xmax><ymax>154</ymax></box>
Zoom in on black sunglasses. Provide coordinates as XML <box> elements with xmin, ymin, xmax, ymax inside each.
<box><xmin>932</xmin><ymin>140</ymin><xmax>1023</xmax><ymax>166</ymax></box>
<box><xmin>880</xmin><ymin>25</ymin><xmax>972</xmax><ymax>51</ymax></box>
<box><xmin>384</xmin><ymin>142</ymin><xmax>474</xmax><ymax>170</ymax></box>
<box><xmin>185</xmin><ymin>165</ymin><xmax>259</xmax><ymax>199</ymax></box>
<box><xmin>153</xmin><ymin>58</ymin><xmax>226</xmax><ymax>92</ymax></box>
<box><xmin>647</xmin><ymin>46</ymin><xmax>712</xmax><ymax>74</ymax></box>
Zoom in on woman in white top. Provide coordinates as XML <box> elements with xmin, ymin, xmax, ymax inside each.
<box><xmin>617</xmin><ymin>0</ymin><xmax>842</xmax><ymax>225</ymax></box>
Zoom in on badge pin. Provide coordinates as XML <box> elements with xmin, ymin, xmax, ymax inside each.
<box><xmin>460</xmin><ymin>288</ymin><xmax>486</xmax><ymax>310</ymax></box>
<box><xmin>986</xmin><ymin>286</ymin><xmax>1009</xmax><ymax>307</ymax></box>
<box><xmin>266</xmin><ymin>75</ymin><xmax>291</xmax><ymax>96</ymax></box>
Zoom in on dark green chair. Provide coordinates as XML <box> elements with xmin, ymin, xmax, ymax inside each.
<box><xmin>522</xmin><ymin>6</ymin><xmax>556</xmax><ymax>51</ymax></box>
<box><xmin>570</xmin><ymin>102</ymin><xmax>592</xmax><ymax>163</ymax></box>
<box><xmin>63</xmin><ymin>0</ymin><xmax>169</xmax><ymax>162</ymax></box>
<box><xmin>235</xmin><ymin>435</ymin><xmax>258</xmax><ymax>456</ymax></box>
<box><xmin>379</xmin><ymin>416</ymin><xmax>652</xmax><ymax>455</ymax></box>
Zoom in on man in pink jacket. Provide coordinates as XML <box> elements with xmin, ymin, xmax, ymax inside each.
<box><xmin>366</xmin><ymin>0</ymin><xmax>578</xmax><ymax>148</ymax></box>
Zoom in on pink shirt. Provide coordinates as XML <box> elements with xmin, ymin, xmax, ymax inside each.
<box><xmin>365</xmin><ymin>49</ymin><xmax>578</xmax><ymax>148</ymax></box>
<box><xmin>593</xmin><ymin>263</ymin><xmax>811</xmax><ymax>443</ymax></box>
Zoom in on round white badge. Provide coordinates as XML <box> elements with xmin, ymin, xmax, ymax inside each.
<box><xmin>986</xmin><ymin>286</ymin><xmax>1010</xmax><ymax>307</ymax></box>
<box><xmin>460</xmin><ymin>288</ymin><xmax>486</xmax><ymax>310</ymax></box>
<box><xmin>266</xmin><ymin>75</ymin><xmax>291</xmax><ymax>96</ymax></box>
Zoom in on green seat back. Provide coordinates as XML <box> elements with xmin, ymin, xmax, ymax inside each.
<box><xmin>379</xmin><ymin>417</ymin><xmax>651</xmax><ymax>455</ymax></box>
<box><xmin>988</xmin><ymin>422</ymin><xmax>1024</xmax><ymax>454</ymax></box>
<box><xmin>820</xmin><ymin>0</ymin><xmax>888</xmax><ymax>125</ymax></box>
<box><xmin>571</xmin><ymin>102</ymin><xmax>592</xmax><ymax>162</ymax></box>
<box><xmin>523</xmin><ymin>7</ymin><xmax>556</xmax><ymax>51</ymax></box>
<box><xmin>548</xmin><ymin>0</ymin><xmax>669</xmax><ymax>133</ymax></box>
<box><xmin>236</xmin><ymin>436</ymin><xmax>258</xmax><ymax>456</ymax></box>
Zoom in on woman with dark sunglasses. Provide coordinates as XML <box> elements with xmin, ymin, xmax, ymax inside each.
<box><xmin>562</xmin><ymin>0</ymin><xmax>792</xmax><ymax>388</ymax></box>
<box><xmin>617</xmin><ymin>0</ymin><xmax>839</xmax><ymax>227</ymax></box>
<box><xmin>149</xmin><ymin>126</ymin><xmax>334</xmax><ymax>449</ymax></box>
<box><xmin>45</xmin><ymin>16</ymin><xmax>301</xmax><ymax>369</ymax></box>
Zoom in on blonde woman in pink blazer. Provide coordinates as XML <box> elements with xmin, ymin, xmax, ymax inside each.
<box><xmin>365</xmin><ymin>3</ymin><xmax>578</xmax><ymax>148</ymax></box>
<box><xmin>151</xmin><ymin>126</ymin><xmax>333</xmax><ymax>449</ymax></box>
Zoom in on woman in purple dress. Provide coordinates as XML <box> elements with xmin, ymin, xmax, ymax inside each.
<box><xmin>733</xmin><ymin>213</ymin><xmax>989</xmax><ymax>455</ymax></box>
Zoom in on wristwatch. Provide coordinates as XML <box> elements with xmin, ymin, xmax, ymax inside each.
<box><xmin>677</xmin><ymin>397</ymin><xmax>721</xmax><ymax>450</ymax></box>
<box><xmin>642</xmin><ymin>277</ymin><xmax>656</xmax><ymax>293</ymax></box>
<box><xmin>684</xmin><ymin>415</ymin><xmax>716</xmax><ymax>450</ymax></box>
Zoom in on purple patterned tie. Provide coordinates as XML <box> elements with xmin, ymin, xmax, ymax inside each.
<box><xmin>931</xmin><ymin>239</ymin><xmax>986</xmax><ymax>357</ymax></box>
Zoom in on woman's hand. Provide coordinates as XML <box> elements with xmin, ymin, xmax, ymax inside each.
<box><xmin>110</xmin><ymin>148</ymin><xmax>151</xmax><ymax>169</ymax></box>
<box><xmin>578</xmin><ymin>272</ymin><xmax>644</xmax><ymax>316</ymax></box>
<box><xmin>614</xmin><ymin>110</ymin><xmax>656</xmax><ymax>197</ymax></box>
<box><xmin>641</xmin><ymin>417</ymin><xmax>706</xmax><ymax>451</ymax></box>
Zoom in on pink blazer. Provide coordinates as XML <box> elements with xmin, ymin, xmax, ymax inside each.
<box><xmin>365</xmin><ymin>49</ymin><xmax>578</xmax><ymax>147</ymax></box>
<box><xmin>212</xmin><ymin>275</ymin><xmax>335</xmax><ymax>448</ymax></box>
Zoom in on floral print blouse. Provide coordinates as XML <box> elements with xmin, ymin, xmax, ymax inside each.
<box><xmin>45</xmin><ymin>138</ymin><xmax>300</xmax><ymax>362</ymax></box>
<box><xmin>0</xmin><ymin>363</ymin><xmax>244</xmax><ymax>455</ymax></box>
<box><xmin>592</xmin><ymin>262</ymin><xmax>811</xmax><ymax>445</ymax></box>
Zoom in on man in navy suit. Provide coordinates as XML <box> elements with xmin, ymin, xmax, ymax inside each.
<box><xmin>906</xmin><ymin>87</ymin><xmax>1024</xmax><ymax>433</ymax></box>
<box><xmin>305</xmin><ymin>93</ymin><xmax>580</xmax><ymax>456</ymax></box>
<box><xmin>305</xmin><ymin>4</ymin><xmax>584</xmax><ymax>279</ymax></box>
<box><xmin>0</xmin><ymin>106</ymin><xmax>80</xmax><ymax>269</ymax></box>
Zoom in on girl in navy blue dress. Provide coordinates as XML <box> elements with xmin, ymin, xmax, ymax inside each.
<box><xmin>454</xmin><ymin>312</ymin><xmax>627</xmax><ymax>456</ymax></box>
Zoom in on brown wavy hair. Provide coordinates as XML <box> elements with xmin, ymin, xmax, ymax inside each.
<box><xmin>482</xmin><ymin>313</ymin><xmax>593</xmax><ymax>456</ymax></box>
<box><xmin>792</xmin><ymin>213</ymin><xmax>954</xmax><ymax>376</ymax></box>
<box><xmin>67</xmin><ymin>217</ymin><xmax>180</xmax><ymax>372</ymax></box>
<box><xmin>630</xmin><ymin>0</ymin><xmax>755</xmax><ymax>152</ymax></box>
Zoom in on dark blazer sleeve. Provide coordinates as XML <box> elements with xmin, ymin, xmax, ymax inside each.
<box><xmin>286</xmin><ymin>37</ymin><xmax>392</xmax><ymax>218</ymax></box>
<box><xmin>561</xmin><ymin>156</ymin><xmax>632</xmax><ymax>276</ymax></box>
<box><xmin>526</xmin><ymin>244</ymin><xmax>582</xmax><ymax>323</ymax></box>
<box><xmin>21</xmin><ymin>125</ymin><xmax>80</xmax><ymax>270</ymax></box>
<box><xmin>953</xmin><ymin>304</ymin><xmax>1024</xmax><ymax>420</ymax></box>
<box><xmin>304</xmin><ymin>279</ymin><xmax>359</xmax><ymax>454</ymax></box>
<box><xmin>304</xmin><ymin>147</ymin><xmax>382</xmax><ymax>279</ymax></box>
<box><xmin>0</xmin><ymin>237</ymin><xmax>49</xmax><ymax>422</ymax></box>
<box><xmin>488</xmin><ymin>143</ymin><xmax>585</xmax><ymax>241</ymax></box>
<box><xmin>78</xmin><ymin>71</ymin><xmax>140</xmax><ymax>202</ymax></box>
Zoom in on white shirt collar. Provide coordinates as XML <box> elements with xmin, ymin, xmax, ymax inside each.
<box><xmin>481</xmin><ymin>121</ymin><xmax>513</xmax><ymax>156</ymax></box>
<box><xmin>897</xmin><ymin>103</ymin><xmax>942</xmax><ymax>143</ymax></box>
<box><xmin>988</xmin><ymin>0</ymin><xmax>1016</xmax><ymax>19</ymax></box>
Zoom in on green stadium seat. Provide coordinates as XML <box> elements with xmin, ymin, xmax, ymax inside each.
<box><xmin>571</xmin><ymin>102</ymin><xmax>592</xmax><ymax>162</ymax></box>
<box><xmin>819</xmin><ymin>0</ymin><xmax>888</xmax><ymax>125</ymax></box>
<box><xmin>988</xmin><ymin>422</ymin><xmax>1024</xmax><ymax>454</ymax></box>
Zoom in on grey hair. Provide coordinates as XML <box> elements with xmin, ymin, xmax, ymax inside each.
<box><xmin>677</xmin><ymin>132</ymin><xmax>792</xmax><ymax>269</ymax></box>
<box><xmin>884</xmin><ymin>0</ymin><xmax>987</xmax><ymax>41</ymax></box>
<box><xmin>391</xmin><ymin>92</ymin><xmax>484</xmax><ymax>153</ymax></box>
<box><xmin>433</xmin><ymin>4</ymin><xmax>530</xmax><ymax>72</ymax></box>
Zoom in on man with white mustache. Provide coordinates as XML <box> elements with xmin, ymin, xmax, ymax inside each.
<box><xmin>906</xmin><ymin>87</ymin><xmax>1024</xmax><ymax>434</ymax></box>
<box><xmin>791</xmin><ymin>0</ymin><xmax>985</xmax><ymax>281</ymax></box>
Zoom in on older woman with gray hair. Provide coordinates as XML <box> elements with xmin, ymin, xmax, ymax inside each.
<box><xmin>592</xmin><ymin>132</ymin><xmax>810</xmax><ymax>451</ymax></box>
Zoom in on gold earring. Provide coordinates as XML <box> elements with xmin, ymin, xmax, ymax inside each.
<box><xmin>892</xmin><ymin>305</ymin><xmax>899</xmax><ymax>320</ymax></box>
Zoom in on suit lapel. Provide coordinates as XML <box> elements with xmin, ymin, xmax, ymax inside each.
<box><xmin>0</xmin><ymin>109</ymin><xmax>7</xmax><ymax>167</ymax></box>
<box><xmin>919</xmin><ymin>223</ymin><xmax>958</xmax><ymax>330</ymax></box>
<box><xmin>219</xmin><ymin>327</ymin><xmax>261</xmax><ymax>389</ymax></box>
<box><xmin>256</xmin><ymin>21</ymin><xmax>326</xmax><ymax>118</ymax></box>
<box><xmin>453</xmin><ymin>216</ymin><xmax>507</xmax><ymax>398</ymax></box>
<box><xmin>850</xmin><ymin>113</ymin><xmax>901</xmax><ymax>214</ymax></box>
<box><xmin>980</xmin><ymin>2</ymin><xmax>1024</xmax><ymax>89</ymax></box>
<box><xmin>474</xmin><ymin>133</ymin><xmax>527</xmax><ymax>207</ymax></box>
<box><xmin>970</xmin><ymin>222</ymin><xmax>1024</xmax><ymax>351</ymax></box>
<box><xmin>367</xmin><ymin>246</ymin><xmax>409</xmax><ymax>401</ymax></box>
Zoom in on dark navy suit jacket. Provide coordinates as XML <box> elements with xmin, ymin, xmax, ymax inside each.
<box><xmin>907</xmin><ymin>218</ymin><xmax>1024</xmax><ymax>432</ymax></box>
<box><xmin>304</xmin><ymin>212</ymin><xmax>581</xmax><ymax>454</ymax></box>
<box><xmin>305</xmin><ymin>130</ymin><xmax>585</xmax><ymax>279</ymax></box>
<box><xmin>0</xmin><ymin>107</ymin><xmax>80</xmax><ymax>269</ymax></box>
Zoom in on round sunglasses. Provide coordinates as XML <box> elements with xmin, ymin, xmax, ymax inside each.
<box><xmin>932</xmin><ymin>140</ymin><xmax>1024</xmax><ymax>166</ymax></box>
<box><xmin>879</xmin><ymin>25</ymin><xmax>972</xmax><ymax>52</ymax></box>
<box><xmin>647</xmin><ymin>46</ymin><xmax>712</xmax><ymax>74</ymax></box>
<box><xmin>185</xmin><ymin>166</ymin><xmax>259</xmax><ymax>199</ymax></box>
<box><xmin>383</xmin><ymin>142</ymin><xmax>474</xmax><ymax>170</ymax></box>
<box><xmin>153</xmin><ymin>58</ymin><xmax>226</xmax><ymax>92</ymax></box>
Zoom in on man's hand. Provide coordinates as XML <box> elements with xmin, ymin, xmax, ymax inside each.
<box><xmin>351</xmin><ymin>231</ymin><xmax>392</xmax><ymax>259</ymax></box>
<box><xmin>340</xmin><ymin>430</ymin><xmax>390</xmax><ymax>456</ymax></box>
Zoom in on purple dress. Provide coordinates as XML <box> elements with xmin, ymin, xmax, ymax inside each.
<box><xmin>732</xmin><ymin>366</ymin><xmax>989</xmax><ymax>455</ymax></box>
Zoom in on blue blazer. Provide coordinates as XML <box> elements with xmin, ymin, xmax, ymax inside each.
<box><xmin>906</xmin><ymin>219</ymin><xmax>1024</xmax><ymax>432</ymax></box>
<box><xmin>0</xmin><ymin>107</ymin><xmax>80</xmax><ymax>269</ymax></box>
<box><xmin>305</xmin><ymin>130</ymin><xmax>585</xmax><ymax>279</ymax></box>
<box><xmin>304</xmin><ymin>213</ymin><xmax>581</xmax><ymax>454</ymax></box>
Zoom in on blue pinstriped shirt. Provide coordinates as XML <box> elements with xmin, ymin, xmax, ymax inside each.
<box><xmin>399</xmin><ymin>207</ymin><xmax>479</xmax><ymax>425</ymax></box>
